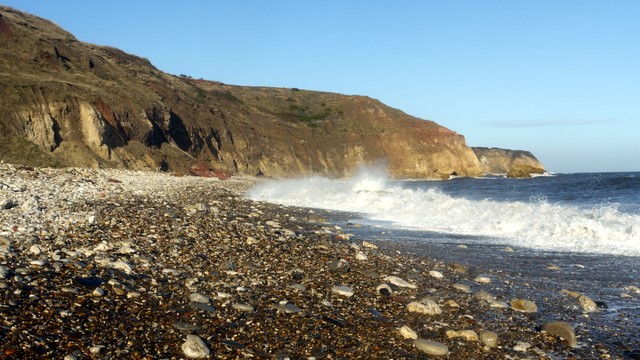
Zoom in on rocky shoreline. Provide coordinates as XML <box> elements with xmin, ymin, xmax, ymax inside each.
<box><xmin>0</xmin><ymin>164</ymin><xmax>636</xmax><ymax>359</ymax></box>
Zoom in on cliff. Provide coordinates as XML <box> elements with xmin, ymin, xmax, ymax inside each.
<box><xmin>0</xmin><ymin>6</ymin><xmax>539</xmax><ymax>179</ymax></box>
<box><xmin>472</xmin><ymin>147</ymin><xmax>545</xmax><ymax>175</ymax></box>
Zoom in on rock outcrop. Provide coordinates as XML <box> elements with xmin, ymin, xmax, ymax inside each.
<box><xmin>473</xmin><ymin>147</ymin><xmax>545</xmax><ymax>176</ymax></box>
<box><xmin>0</xmin><ymin>6</ymin><xmax>541</xmax><ymax>179</ymax></box>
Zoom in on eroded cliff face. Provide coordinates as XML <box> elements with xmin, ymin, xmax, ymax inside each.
<box><xmin>472</xmin><ymin>147</ymin><xmax>544</xmax><ymax>175</ymax></box>
<box><xmin>0</xmin><ymin>6</ymin><xmax>515</xmax><ymax>179</ymax></box>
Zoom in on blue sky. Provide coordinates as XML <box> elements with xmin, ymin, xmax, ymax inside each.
<box><xmin>3</xmin><ymin>1</ymin><xmax>639</xmax><ymax>173</ymax></box>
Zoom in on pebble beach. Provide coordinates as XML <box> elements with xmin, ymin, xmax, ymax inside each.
<box><xmin>0</xmin><ymin>163</ymin><xmax>637</xmax><ymax>359</ymax></box>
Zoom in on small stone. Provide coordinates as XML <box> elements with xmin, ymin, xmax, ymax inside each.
<box><xmin>113</xmin><ymin>287</ymin><xmax>126</xmax><ymax>296</ymax></box>
<box><xmin>543</xmin><ymin>321</ymin><xmax>577</xmax><ymax>348</ymax></box>
<box><xmin>61</xmin><ymin>287</ymin><xmax>79</xmax><ymax>294</ymax></box>
<box><xmin>89</xmin><ymin>345</ymin><xmax>105</xmax><ymax>354</ymax></box>
<box><xmin>289</xmin><ymin>283</ymin><xmax>306</xmax><ymax>292</ymax></box>
<box><xmin>127</xmin><ymin>291</ymin><xmax>141</xmax><ymax>299</ymax></box>
<box><xmin>511</xmin><ymin>299</ymin><xmax>537</xmax><ymax>313</ymax></box>
<box><xmin>231</xmin><ymin>303</ymin><xmax>254</xmax><ymax>312</ymax></box>
<box><xmin>445</xmin><ymin>300</ymin><xmax>460</xmax><ymax>308</ymax></box>
<box><xmin>407</xmin><ymin>300</ymin><xmax>442</xmax><ymax>315</ymax></box>
<box><xmin>182</xmin><ymin>335</ymin><xmax>210</xmax><ymax>358</ymax></box>
<box><xmin>489</xmin><ymin>301</ymin><xmax>509</xmax><ymax>308</ymax></box>
<box><xmin>0</xmin><ymin>266</ymin><xmax>9</xmax><ymax>279</ymax></box>
<box><xmin>504</xmin><ymin>246</ymin><xmax>515</xmax><ymax>252</ymax></box>
<box><xmin>1</xmin><ymin>198</ymin><xmax>17</xmax><ymax>209</ymax></box>
<box><xmin>474</xmin><ymin>275</ymin><xmax>491</xmax><ymax>284</ymax></box>
<box><xmin>475</xmin><ymin>290</ymin><xmax>496</xmax><ymax>303</ymax></box>
<box><xmin>29</xmin><ymin>245</ymin><xmax>42</xmax><ymax>255</ymax></box>
<box><xmin>92</xmin><ymin>287</ymin><xmax>105</xmax><ymax>296</ymax></box>
<box><xmin>362</xmin><ymin>240</ymin><xmax>378</xmax><ymax>249</ymax></box>
<box><xmin>109</xmin><ymin>261</ymin><xmax>134</xmax><ymax>274</ymax></box>
<box><xmin>328</xmin><ymin>259</ymin><xmax>350</xmax><ymax>273</ymax></box>
<box><xmin>399</xmin><ymin>325</ymin><xmax>418</xmax><ymax>339</ymax></box>
<box><xmin>64</xmin><ymin>355</ymin><xmax>78</xmax><ymax>360</ymax></box>
<box><xmin>246</xmin><ymin>236</ymin><xmax>258</xmax><ymax>245</ymax></box>
<box><xmin>625</xmin><ymin>285</ymin><xmax>640</xmax><ymax>294</ymax></box>
<box><xmin>449</xmin><ymin>263</ymin><xmax>468</xmax><ymax>273</ymax></box>
<box><xmin>191</xmin><ymin>302</ymin><xmax>215</xmax><ymax>313</ymax></box>
<box><xmin>429</xmin><ymin>270</ymin><xmax>444</xmax><ymax>279</ymax></box>
<box><xmin>446</xmin><ymin>329</ymin><xmax>479</xmax><ymax>341</ymax></box>
<box><xmin>190</xmin><ymin>293</ymin><xmax>210</xmax><ymax>304</ymax></box>
<box><xmin>383</xmin><ymin>275</ymin><xmax>417</xmax><ymax>289</ymax></box>
<box><xmin>452</xmin><ymin>283</ymin><xmax>470</xmax><ymax>293</ymax></box>
<box><xmin>275</xmin><ymin>302</ymin><xmax>301</xmax><ymax>314</ymax></box>
<box><xmin>332</xmin><ymin>285</ymin><xmax>354</xmax><ymax>297</ymax></box>
<box><xmin>578</xmin><ymin>294</ymin><xmax>598</xmax><ymax>313</ymax></box>
<box><xmin>513</xmin><ymin>341</ymin><xmax>531</xmax><ymax>352</ymax></box>
<box><xmin>15</xmin><ymin>267</ymin><xmax>30</xmax><ymax>275</ymax></box>
<box><xmin>376</xmin><ymin>283</ymin><xmax>393</xmax><ymax>296</ymax></box>
<box><xmin>413</xmin><ymin>339</ymin><xmax>449</xmax><ymax>356</ymax></box>
<box><xmin>355</xmin><ymin>251</ymin><xmax>368</xmax><ymax>261</ymax></box>
<box><xmin>480</xmin><ymin>330</ymin><xmax>499</xmax><ymax>347</ymax></box>
<box><xmin>173</xmin><ymin>322</ymin><xmax>203</xmax><ymax>332</ymax></box>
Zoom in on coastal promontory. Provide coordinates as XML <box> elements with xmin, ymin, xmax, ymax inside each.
<box><xmin>0</xmin><ymin>6</ymin><xmax>542</xmax><ymax>179</ymax></box>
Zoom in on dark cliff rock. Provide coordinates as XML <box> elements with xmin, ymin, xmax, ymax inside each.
<box><xmin>0</xmin><ymin>6</ymin><xmax>540</xmax><ymax>179</ymax></box>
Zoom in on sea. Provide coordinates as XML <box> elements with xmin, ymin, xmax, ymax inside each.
<box><xmin>248</xmin><ymin>168</ymin><xmax>640</xmax><ymax>354</ymax></box>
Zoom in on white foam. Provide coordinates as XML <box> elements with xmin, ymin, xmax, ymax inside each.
<box><xmin>248</xmin><ymin>170</ymin><xmax>640</xmax><ymax>256</ymax></box>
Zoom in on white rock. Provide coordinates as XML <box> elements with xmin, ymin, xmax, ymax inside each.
<box><xmin>216</xmin><ymin>292</ymin><xmax>233</xmax><ymax>299</ymax></box>
<box><xmin>30</xmin><ymin>259</ymin><xmax>46</xmax><ymax>266</ymax></box>
<box><xmin>399</xmin><ymin>325</ymin><xmax>418</xmax><ymax>339</ymax></box>
<box><xmin>480</xmin><ymin>330</ymin><xmax>499</xmax><ymax>347</ymax></box>
<box><xmin>231</xmin><ymin>303</ymin><xmax>255</xmax><ymax>312</ymax></box>
<box><xmin>376</xmin><ymin>283</ymin><xmax>393</xmax><ymax>295</ymax></box>
<box><xmin>578</xmin><ymin>294</ymin><xmax>598</xmax><ymax>313</ymax></box>
<box><xmin>362</xmin><ymin>240</ymin><xmax>378</xmax><ymax>249</ymax></box>
<box><xmin>94</xmin><ymin>242</ymin><xmax>112</xmax><ymax>252</ymax></box>
<box><xmin>127</xmin><ymin>291</ymin><xmax>141</xmax><ymax>299</ymax></box>
<box><xmin>332</xmin><ymin>285</ymin><xmax>354</xmax><ymax>297</ymax></box>
<box><xmin>92</xmin><ymin>287</ymin><xmax>105</xmax><ymax>296</ymax></box>
<box><xmin>413</xmin><ymin>339</ymin><xmax>449</xmax><ymax>356</ymax></box>
<box><xmin>109</xmin><ymin>261</ymin><xmax>134</xmax><ymax>274</ymax></box>
<box><xmin>429</xmin><ymin>270</ymin><xmax>444</xmax><ymax>279</ymax></box>
<box><xmin>489</xmin><ymin>301</ymin><xmax>509</xmax><ymax>308</ymax></box>
<box><xmin>265</xmin><ymin>220</ymin><xmax>281</xmax><ymax>228</ymax></box>
<box><xmin>182</xmin><ymin>335</ymin><xmax>210</xmax><ymax>358</ymax></box>
<box><xmin>29</xmin><ymin>245</ymin><xmax>42</xmax><ymax>255</ymax></box>
<box><xmin>474</xmin><ymin>275</ymin><xmax>491</xmax><ymax>284</ymax></box>
<box><xmin>190</xmin><ymin>293</ymin><xmax>210</xmax><ymax>304</ymax></box>
<box><xmin>355</xmin><ymin>251</ymin><xmax>368</xmax><ymax>261</ymax></box>
<box><xmin>625</xmin><ymin>285</ymin><xmax>640</xmax><ymax>294</ymax></box>
<box><xmin>446</xmin><ymin>329</ymin><xmax>479</xmax><ymax>341</ymax></box>
<box><xmin>246</xmin><ymin>236</ymin><xmax>258</xmax><ymax>245</ymax></box>
<box><xmin>407</xmin><ymin>300</ymin><xmax>442</xmax><ymax>315</ymax></box>
<box><xmin>452</xmin><ymin>283</ymin><xmax>471</xmax><ymax>293</ymax></box>
<box><xmin>514</xmin><ymin>341</ymin><xmax>531</xmax><ymax>352</ymax></box>
<box><xmin>383</xmin><ymin>275</ymin><xmax>417</xmax><ymax>289</ymax></box>
<box><xmin>89</xmin><ymin>345</ymin><xmax>105</xmax><ymax>354</ymax></box>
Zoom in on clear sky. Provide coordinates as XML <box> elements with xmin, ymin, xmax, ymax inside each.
<box><xmin>3</xmin><ymin>1</ymin><xmax>639</xmax><ymax>173</ymax></box>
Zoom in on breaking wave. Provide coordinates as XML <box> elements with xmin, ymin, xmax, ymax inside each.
<box><xmin>248</xmin><ymin>168</ymin><xmax>640</xmax><ymax>256</ymax></box>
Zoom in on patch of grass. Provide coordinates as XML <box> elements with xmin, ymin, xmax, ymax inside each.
<box><xmin>0</xmin><ymin>134</ymin><xmax>64</xmax><ymax>168</ymax></box>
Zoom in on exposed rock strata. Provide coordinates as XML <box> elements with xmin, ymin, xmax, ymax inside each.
<box><xmin>472</xmin><ymin>147</ymin><xmax>545</xmax><ymax>175</ymax></box>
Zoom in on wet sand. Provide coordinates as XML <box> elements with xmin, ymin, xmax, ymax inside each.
<box><xmin>0</xmin><ymin>164</ymin><xmax>637</xmax><ymax>359</ymax></box>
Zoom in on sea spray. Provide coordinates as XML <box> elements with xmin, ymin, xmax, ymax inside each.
<box><xmin>248</xmin><ymin>169</ymin><xmax>640</xmax><ymax>256</ymax></box>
